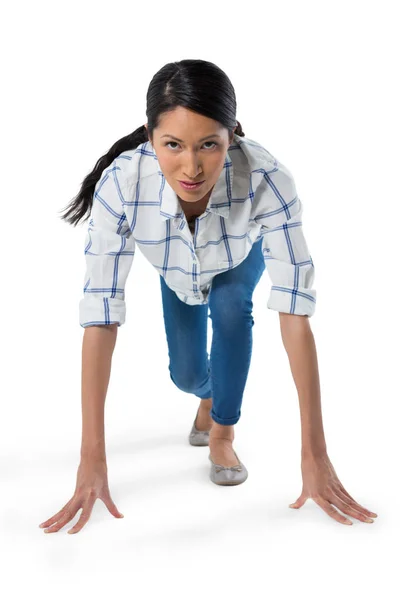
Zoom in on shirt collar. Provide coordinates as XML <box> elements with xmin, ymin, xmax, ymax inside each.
<box><xmin>146</xmin><ymin>141</ymin><xmax>234</xmax><ymax>222</ymax></box>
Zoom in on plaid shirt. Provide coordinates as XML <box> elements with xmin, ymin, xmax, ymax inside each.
<box><xmin>79</xmin><ymin>134</ymin><xmax>316</xmax><ymax>327</ymax></box>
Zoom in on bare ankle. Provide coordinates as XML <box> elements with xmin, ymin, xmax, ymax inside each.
<box><xmin>199</xmin><ymin>397</ymin><xmax>212</xmax><ymax>408</ymax></box>
<box><xmin>198</xmin><ymin>399</ymin><xmax>212</xmax><ymax>416</ymax></box>
<box><xmin>210</xmin><ymin>422</ymin><xmax>234</xmax><ymax>441</ymax></box>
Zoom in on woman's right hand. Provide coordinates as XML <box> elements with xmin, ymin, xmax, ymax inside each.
<box><xmin>38</xmin><ymin>459</ymin><xmax>124</xmax><ymax>534</ymax></box>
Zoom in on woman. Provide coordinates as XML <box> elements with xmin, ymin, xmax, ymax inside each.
<box><xmin>39</xmin><ymin>59</ymin><xmax>378</xmax><ymax>534</ymax></box>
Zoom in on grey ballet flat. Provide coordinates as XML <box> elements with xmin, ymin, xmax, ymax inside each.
<box><xmin>188</xmin><ymin>408</ymin><xmax>211</xmax><ymax>446</ymax></box>
<box><xmin>208</xmin><ymin>450</ymin><xmax>248</xmax><ymax>486</ymax></box>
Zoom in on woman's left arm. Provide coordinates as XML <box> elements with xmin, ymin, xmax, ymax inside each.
<box><xmin>279</xmin><ymin>313</ymin><xmax>378</xmax><ymax>526</ymax></box>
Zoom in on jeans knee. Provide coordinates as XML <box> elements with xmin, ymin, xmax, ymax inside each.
<box><xmin>209</xmin><ymin>285</ymin><xmax>254</xmax><ymax>330</ymax></box>
<box><xmin>169</xmin><ymin>367</ymin><xmax>199</xmax><ymax>394</ymax></box>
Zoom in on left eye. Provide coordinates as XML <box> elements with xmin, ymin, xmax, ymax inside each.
<box><xmin>166</xmin><ymin>141</ymin><xmax>217</xmax><ymax>150</ymax></box>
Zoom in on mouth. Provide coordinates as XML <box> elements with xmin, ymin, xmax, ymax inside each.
<box><xmin>179</xmin><ymin>180</ymin><xmax>205</xmax><ymax>191</ymax></box>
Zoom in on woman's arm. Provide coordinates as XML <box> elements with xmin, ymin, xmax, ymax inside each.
<box><xmin>278</xmin><ymin>313</ymin><xmax>327</xmax><ymax>458</ymax></box>
<box><xmin>279</xmin><ymin>313</ymin><xmax>378</xmax><ymax>525</ymax></box>
<box><xmin>80</xmin><ymin>324</ymin><xmax>118</xmax><ymax>463</ymax></box>
<box><xmin>38</xmin><ymin>323</ymin><xmax>123</xmax><ymax>535</ymax></box>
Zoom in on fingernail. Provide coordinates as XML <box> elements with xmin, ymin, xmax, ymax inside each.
<box><xmin>366</xmin><ymin>518</ymin><xmax>374</xmax><ymax>523</ymax></box>
<box><xmin>345</xmin><ymin>520</ymin><xmax>352</xmax><ymax>525</ymax></box>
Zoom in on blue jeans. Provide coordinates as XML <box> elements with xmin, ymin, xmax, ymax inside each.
<box><xmin>160</xmin><ymin>237</ymin><xmax>266</xmax><ymax>425</ymax></box>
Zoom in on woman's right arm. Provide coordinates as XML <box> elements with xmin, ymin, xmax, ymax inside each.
<box><xmin>39</xmin><ymin>323</ymin><xmax>124</xmax><ymax>534</ymax></box>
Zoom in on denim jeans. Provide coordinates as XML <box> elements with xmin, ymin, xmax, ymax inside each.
<box><xmin>159</xmin><ymin>237</ymin><xmax>266</xmax><ymax>425</ymax></box>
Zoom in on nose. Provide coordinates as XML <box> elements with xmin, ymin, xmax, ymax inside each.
<box><xmin>182</xmin><ymin>153</ymin><xmax>203</xmax><ymax>180</ymax></box>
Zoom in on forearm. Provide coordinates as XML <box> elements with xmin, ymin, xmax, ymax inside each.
<box><xmin>80</xmin><ymin>324</ymin><xmax>118</xmax><ymax>462</ymax></box>
<box><xmin>279</xmin><ymin>314</ymin><xmax>327</xmax><ymax>458</ymax></box>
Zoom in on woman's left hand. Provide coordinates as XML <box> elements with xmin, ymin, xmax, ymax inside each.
<box><xmin>289</xmin><ymin>452</ymin><xmax>378</xmax><ymax>526</ymax></box>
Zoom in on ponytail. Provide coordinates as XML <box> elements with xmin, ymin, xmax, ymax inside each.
<box><xmin>59</xmin><ymin>124</ymin><xmax>149</xmax><ymax>227</ymax></box>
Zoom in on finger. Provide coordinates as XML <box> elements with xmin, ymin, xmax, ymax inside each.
<box><xmin>328</xmin><ymin>491</ymin><xmax>374</xmax><ymax>523</ymax></box>
<box><xmin>289</xmin><ymin>493</ymin><xmax>307</xmax><ymax>509</ymax></box>
<box><xmin>43</xmin><ymin>507</ymin><xmax>79</xmax><ymax>534</ymax></box>
<box><xmin>102</xmin><ymin>493</ymin><xmax>124</xmax><ymax>518</ymax></box>
<box><xmin>39</xmin><ymin>499</ymin><xmax>74</xmax><ymax>529</ymax></box>
<box><xmin>68</xmin><ymin>497</ymin><xmax>96</xmax><ymax>534</ymax></box>
<box><xmin>334</xmin><ymin>488</ymin><xmax>377</xmax><ymax>519</ymax></box>
<box><xmin>313</xmin><ymin>496</ymin><xmax>353</xmax><ymax>526</ymax></box>
<box><xmin>336</xmin><ymin>484</ymin><xmax>378</xmax><ymax>518</ymax></box>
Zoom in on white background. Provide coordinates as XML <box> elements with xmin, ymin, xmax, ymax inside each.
<box><xmin>1</xmin><ymin>0</ymin><xmax>399</xmax><ymax>597</ymax></box>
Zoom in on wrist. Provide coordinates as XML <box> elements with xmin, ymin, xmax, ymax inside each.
<box><xmin>80</xmin><ymin>442</ymin><xmax>106</xmax><ymax>463</ymax></box>
<box><xmin>80</xmin><ymin>454</ymin><xmax>107</xmax><ymax>467</ymax></box>
<box><xmin>301</xmin><ymin>443</ymin><xmax>327</xmax><ymax>461</ymax></box>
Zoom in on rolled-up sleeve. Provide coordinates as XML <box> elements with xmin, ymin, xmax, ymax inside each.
<box><xmin>79</xmin><ymin>165</ymin><xmax>136</xmax><ymax>328</ymax></box>
<box><xmin>255</xmin><ymin>162</ymin><xmax>316</xmax><ymax>317</ymax></box>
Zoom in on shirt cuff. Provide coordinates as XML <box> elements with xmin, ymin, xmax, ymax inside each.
<box><xmin>79</xmin><ymin>297</ymin><xmax>126</xmax><ymax>328</ymax></box>
<box><xmin>267</xmin><ymin>285</ymin><xmax>317</xmax><ymax>317</ymax></box>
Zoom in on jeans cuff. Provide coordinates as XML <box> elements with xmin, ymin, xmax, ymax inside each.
<box><xmin>210</xmin><ymin>410</ymin><xmax>240</xmax><ymax>426</ymax></box>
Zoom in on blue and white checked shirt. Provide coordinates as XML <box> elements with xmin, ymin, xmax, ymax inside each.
<box><xmin>79</xmin><ymin>134</ymin><xmax>316</xmax><ymax>327</ymax></box>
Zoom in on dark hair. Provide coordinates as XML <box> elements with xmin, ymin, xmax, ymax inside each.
<box><xmin>59</xmin><ymin>59</ymin><xmax>245</xmax><ymax>227</ymax></box>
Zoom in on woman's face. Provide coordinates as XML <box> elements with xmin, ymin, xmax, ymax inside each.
<box><xmin>145</xmin><ymin>106</ymin><xmax>234</xmax><ymax>205</ymax></box>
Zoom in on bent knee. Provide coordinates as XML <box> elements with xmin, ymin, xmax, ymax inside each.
<box><xmin>209</xmin><ymin>286</ymin><xmax>254</xmax><ymax>327</ymax></box>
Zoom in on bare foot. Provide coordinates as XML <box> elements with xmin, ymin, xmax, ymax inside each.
<box><xmin>209</xmin><ymin>424</ymin><xmax>240</xmax><ymax>467</ymax></box>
